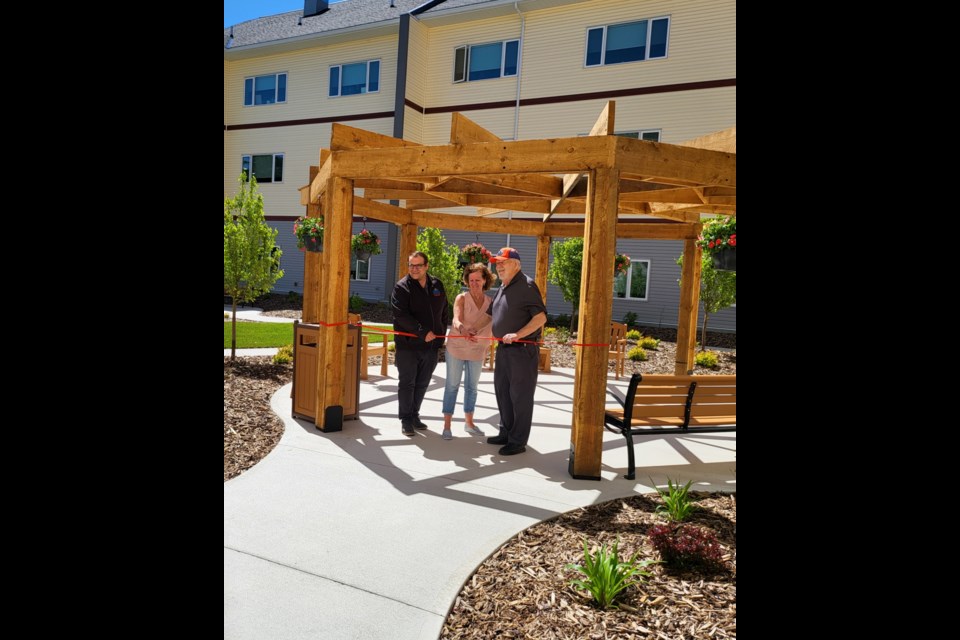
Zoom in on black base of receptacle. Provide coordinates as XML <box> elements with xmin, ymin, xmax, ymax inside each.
<box><xmin>319</xmin><ymin>405</ymin><xmax>343</xmax><ymax>432</ymax></box>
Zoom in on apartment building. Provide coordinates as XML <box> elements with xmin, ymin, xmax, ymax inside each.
<box><xmin>224</xmin><ymin>0</ymin><xmax>736</xmax><ymax>331</ymax></box>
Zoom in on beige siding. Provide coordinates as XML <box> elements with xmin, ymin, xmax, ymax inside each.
<box><xmin>406</xmin><ymin>16</ymin><xmax>429</xmax><ymax>106</ymax></box>
<box><xmin>516</xmin><ymin>86</ymin><xmax>736</xmax><ymax>142</ymax></box>
<box><xmin>224</xmin><ymin>117</ymin><xmax>395</xmax><ymax>212</ymax></box>
<box><xmin>519</xmin><ymin>0</ymin><xmax>735</xmax><ymax>99</ymax></box>
<box><xmin>423</xmin><ymin>14</ymin><xmax>523</xmax><ymax>109</ymax></box>
<box><xmin>223</xmin><ymin>33</ymin><xmax>398</xmax><ymax>129</ymax></box>
<box><xmin>224</xmin><ymin>32</ymin><xmax>400</xmax><ymax>204</ymax></box>
<box><xmin>413</xmin><ymin>0</ymin><xmax>734</xmax><ymax>143</ymax></box>
<box><xmin>403</xmin><ymin>106</ymin><xmax>424</xmax><ymax>141</ymax></box>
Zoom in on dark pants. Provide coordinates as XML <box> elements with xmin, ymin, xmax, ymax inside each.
<box><xmin>396</xmin><ymin>348</ymin><xmax>439</xmax><ymax>423</ymax></box>
<box><xmin>493</xmin><ymin>344</ymin><xmax>539</xmax><ymax>446</ymax></box>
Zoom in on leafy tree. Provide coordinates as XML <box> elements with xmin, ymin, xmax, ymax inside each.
<box><xmin>224</xmin><ymin>174</ymin><xmax>284</xmax><ymax>361</ymax></box>
<box><xmin>416</xmin><ymin>227</ymin><xmax>460</xmax><ymax>317</ymax></box>
<box><xmin>676</xmin><ymin>253</ymin><xmax>736</xmax><ymax>351</ymax></box>
<box><xmin>547</xmin><ymin>237</ymin><xmax>584</xmax><ymax>332</ymax></box>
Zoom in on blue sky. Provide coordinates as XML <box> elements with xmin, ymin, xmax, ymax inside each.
<box><xmin>225</xmin><ymin>1</ymin><xmax>349</xmax><ymax>28</ymax></box>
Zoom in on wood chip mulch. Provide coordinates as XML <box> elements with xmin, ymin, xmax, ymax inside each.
<box><xmin>440</xmin><ymin>493</ymin><xmax>736</xmax><ymax>640</ymax></box>
<box><xmin>223</xmin><ymin>356</ymin><xmax>292</xmax><ymax>481</ymax></box>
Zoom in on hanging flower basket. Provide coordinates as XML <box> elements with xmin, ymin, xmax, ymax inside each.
<box><xmin>697</xmin><ymin>215</ymin><xmax>736</xmax><ymax>272</ymax></box>
<box><xmin>460</xmin><ymin>242</ymin><xmax>492</xmax><ymax>266</ymax></box>
<box><xmin>302</xmin><ymin>236</ymin><xmax>323</xmax><ymax>253</ymax></box>
<box><xmin>614</xmin><ymin>253</ymin><xmax>631</xmax><ymax>277</ymax></box>
<box><xmin>711</xmin><ymin>248</ymin><xmax>736</xmax><ymax>271</ymax></box>
<box><xmin>351</xmin><ymin>229</ymin><xmax>381</xmax><ymax>261</ymax></box>
<box><xmin>294</xmin><ymin>216</ymin><xmax>324</xmax><ymax>253</ymax></box>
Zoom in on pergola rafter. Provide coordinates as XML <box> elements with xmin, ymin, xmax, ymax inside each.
<box><xmin>297</xmin><ymin>102</ymin><xmax>735</xmax><ymax>480</ymax></box>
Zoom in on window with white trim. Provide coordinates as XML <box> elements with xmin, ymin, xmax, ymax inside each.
<box><xmin>453</xmin><ymin>40</ymin><xmax>519</xmax><ymax>83</ymax></box>
<box><xmin>585</xmin><ymin>17</ymin><xmax>669</xmax><ymax>67</ymax></box>
<box><xmin>351</xmin><ymin>258</ymin><xmax>370</xmax><ymax>281</ymax></box>
<box><xmin>244</xmin><ymin>73</ymin><xmax>287</xmax><ymax>106</ymax></box>
<box><xmin>329</xmin><ymin>60</ymin><xmax>380</xmax><ymax>97</ymax></box>
<box><xmin>614</xmin><ymin>260</ymin><xmax>649</xmax><ymax>300</ymax></box>
<box><xmin>617</xmin><ymin>130</ymin><xmax>661</xmax><ymax>142</ymax></box>
<box><xmin>241</xmin><ymin>154</ymin><xmax>284</xmax><ymax>183</ymax></box>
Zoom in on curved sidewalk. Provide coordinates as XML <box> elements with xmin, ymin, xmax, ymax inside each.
<box><xmin>224</xmin><ymin>364</ymin><xmax>736</xmax><ymax>640</ymax></box>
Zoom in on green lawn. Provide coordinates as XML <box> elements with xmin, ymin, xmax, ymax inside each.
<box><xmin>224</xmin><ymin>320</ymin><xmax>395</xmax><ymax>349</ymax></box>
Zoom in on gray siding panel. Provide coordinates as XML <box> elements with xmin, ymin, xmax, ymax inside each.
<box><xmin>269</xmin><ymin>224</ymin><xmax>735</xmax><ymax>333</ymax></box>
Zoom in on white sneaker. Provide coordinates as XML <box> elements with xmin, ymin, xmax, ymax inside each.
<box><xmin>442</xmin><ymin>429</ymin><xmax>453</xmax><ymax>440</ymax></box>
<box><xmin>464</xmin><ymin>425</ymin><xmax>485</xmax><ymax>436</ymax></box>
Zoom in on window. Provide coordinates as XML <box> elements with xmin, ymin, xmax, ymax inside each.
<box><xmin>243</xmin><ymin>73</ymin><xmax>287</xmax><ymax>106</ymax></box>
<box><xmin>329</xmin><ymin>60</ymin><xmax>380</xmax><ymax>97</ymax></box>
<box><xmin>453</xmin><ymin>40</ymin><xmax>519</xmax><ymax>83</ymax></box>
<box><xmin>617</xmin><ymin>130</ymin><xmax>661</xmax><ymax>142</ymax></box>
<box><xmin>585</xmin><ymin>17</ymin><xmax>669</xmax><ymax>67</ymax></box>
<box><xmin>351</xmin><ymin>258</ymin><xmax>370</xmax><ymax>281</ymax></box>
<box><xmin>614</xmin><ymin>260</ymin><xmax>649</xmax><ymax>300</ymax></box>
<box><xmin>241</xmin><ymin>154</ymin><xmax>284</xmax><ymax>183</ymax></box>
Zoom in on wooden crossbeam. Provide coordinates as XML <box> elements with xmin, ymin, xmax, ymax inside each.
<box><xmin>615</xmin><ymin>138</ymin><xmax>736</xmax><ymax>188</ymax></box>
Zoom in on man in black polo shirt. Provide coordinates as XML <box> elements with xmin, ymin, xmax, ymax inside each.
<box><xmin>485</xmin><ymin>247</ymin><xmax>547</xmax><ymax>455</ymax></box>
<box><xmin>392</xmin><ymin>251</ymin><xmax>449</xmax><ymax>436</ymax></box>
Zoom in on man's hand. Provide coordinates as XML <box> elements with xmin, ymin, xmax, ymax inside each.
<box><xmin>503</xmin><ymin>332</ymin><xmax>519</xmax><ymax>344</ymax></box>
<box><xmin>425</xmin><ymin>331</ymin><xmax>436</xmax><ymax>342</ymax></box>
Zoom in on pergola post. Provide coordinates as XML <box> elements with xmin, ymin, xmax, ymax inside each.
<box><xmin>675</xmin><ymin>238</ymin><xmax>703</xmax><ymax>375</ymax></box>
<box><xmin>569</xmin><ymin>167</ymin><xmax>620</xmax><ymax>480</ymax></box>
<box><xmin>314</xmin><ymin>176</ymin><xmax>355</xmax><ymax>430</ymax></box>
<box><xmin>302</xmin><ymin>166</ymin><xmax>322</xmax><ymax>324</ymax></box>
<box><xmin>397</xmin><ymin>222</ymin><xmax>418</xmax><ymax>279</ymax></box>
<box><xmin>535</xmin><ymin>235</ymin><xmax>550</xmax><ymax>304</ymax></box>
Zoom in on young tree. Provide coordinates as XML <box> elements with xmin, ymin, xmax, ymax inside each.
<box><xmin>547</xmin><ymin>237</ymin><xmax>584</xmax><ymax>332</ymax></box>
<box><xmin>224</xmin><ymin>174</ymin><xmax>284</xmax><ymax>361</ymax></box>
<box><xmin>416</xmin><ymin>227</ymin><xmax>461</xmax><ymax>317</ymax></box>
<box><xmin>676</xmin><ymin>254</ymin><xmax>736</xmax><ymax>351</ymax></box>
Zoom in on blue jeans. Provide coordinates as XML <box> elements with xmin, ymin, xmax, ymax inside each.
<box><xmin>442</xmin><ymin>352</ymin><xmax>482</xmax><ymax>415</ymax></box>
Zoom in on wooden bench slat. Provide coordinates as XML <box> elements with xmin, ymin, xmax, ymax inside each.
<box><xmin>603</xmin><ymin>373</ymin><xmax>736</xmax><ymax>480</ymax></box>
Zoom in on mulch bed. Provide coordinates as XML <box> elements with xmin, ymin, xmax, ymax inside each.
<box><xmin>223</xmin><ymin>356</ymin><xmax>292</xmax><ymax>481</ymax></box>
<box><xmin>441</xmin><ymin>493</ymin><xmax>736</xmax><ymax>639</ymax></box>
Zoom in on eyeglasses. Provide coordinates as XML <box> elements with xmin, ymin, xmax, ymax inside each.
<box><xmin>408</xmin><ymin>263</ymin><xmax>426</xmax><ymax>268</ymax></box>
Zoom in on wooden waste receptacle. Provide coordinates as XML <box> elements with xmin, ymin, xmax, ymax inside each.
<box><xmin>291</xmin><ymin>321</ymin><xmax>361</xmax><ymax>429</ymax></box>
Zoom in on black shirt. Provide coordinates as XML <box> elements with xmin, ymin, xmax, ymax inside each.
<box><xmin>488</xmin><ymin>271</ymin><xmax>547</xmax><ymax>343</ymax></box>
<box><xmin>391</xmin><ymin>274</ymin><xmax>449</xmax><ymax>350</ymax></box>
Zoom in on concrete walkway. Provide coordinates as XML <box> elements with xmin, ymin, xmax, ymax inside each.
<box><xmin>223</xmin><ymin>361</ymin><xmax>736</xmax><ymax>639</ymax></box>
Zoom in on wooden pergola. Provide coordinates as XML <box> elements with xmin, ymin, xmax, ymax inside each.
<box><xmin>298</xmin><ymin>101</ymin><xmax>735</xmax><ymax>479</ymax></box>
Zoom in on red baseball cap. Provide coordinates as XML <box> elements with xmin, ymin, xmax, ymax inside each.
<box><xmin>488</xmin><ymin>247</ymin><xmax>521</xmax><ymax>262</ymax></box>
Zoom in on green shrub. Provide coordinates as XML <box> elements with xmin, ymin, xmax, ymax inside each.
<box><xmin>627</xmin><ymin>346</ymin><xmax>647</xmax><ymax>361</ymax></box>
<box><xmin>622</xmin><ymin>311</ymin><xmax>638</xmax><ymax>327</ymax></box>
<box><xmin>543</xmin><ymin>327</ymin><xmax>557</xmax><ymax>337</ymax></box>
<box><xmin>566</xmin><ymin>537</ymin><xmax>656</xmax><ymax>609</ymax></box>
<box><xmin>625</xmin><ymin>329</ymin><xmax>641</xmax><ymax>341</ymax></box>
<box><xmin>639</xmin><ymin>336</ymin><xmax>660</xmax><ymax>350</ymax></box>
<box><xmin>224</xmin><ymin>312</ymin><xmax>230</xmax><ymax>319</ymax></box>
<box><xmin>273</xmin><ymin>344</ymin><xmax>294</xmax><ymax>364</ymax></box>
<box><xmin>285</xmin><ymin>290</ymin><xmax>302</xmax><ymax>303</ymax></box>
<box><xmin>387</xmin><ymin>342</ymin><xmax>396</xmax><ymax>352</ymax></box>
<box><xmin>348</xmin><ymin>294</ymin><xmax>364</xmax><ymax>311</ymax></box>
<box><xmin>551</xmin><ymin>327</ymin><xmax>571</xmax><ymax>344</ymax></box>
<box><xmin>652</xmin><ymin>478</ymin><xmax>697</xmax><ymax>522</ymax></box>
<box><xmin>694</xmin><ymin>351</ymin><xmax>719</xmax><ymax>368</ymax></box>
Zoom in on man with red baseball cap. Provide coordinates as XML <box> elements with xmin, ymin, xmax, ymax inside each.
<box><xmin>485</xmin><ymin>247</ymin><xmax>547</xmax><ymax>455</ymax></box>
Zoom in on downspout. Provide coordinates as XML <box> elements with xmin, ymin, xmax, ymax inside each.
<box><xmin>513</xmin><ymin>1</ymin><xmax>525</xmax><ymax>141</ymax></box>
<box><xmin>388</xmin><ymin>11</ymin><xmax>415</xmax><ymax>297</ymax></box>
